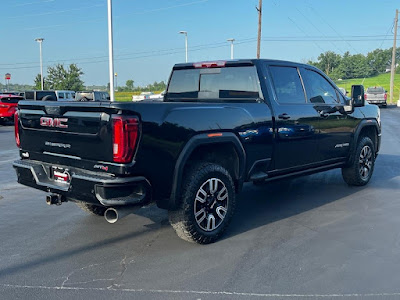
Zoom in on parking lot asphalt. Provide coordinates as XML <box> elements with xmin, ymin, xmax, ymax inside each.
<box><xmin>0</xmin><ymin>107</ymin><xmax>400</xmax><ymax>299</ymax></box>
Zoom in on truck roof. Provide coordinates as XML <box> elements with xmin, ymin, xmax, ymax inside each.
<box><xmin>173</xmin><ymin>59</ymin><xmax>310</xmax><ymax>70</ymax></box>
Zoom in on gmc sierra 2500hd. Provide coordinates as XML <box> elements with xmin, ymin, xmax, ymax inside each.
<box><xmin>13</xmin><ymin>59</ymin><xmax>381</xmax><ymax>244</ymax></box>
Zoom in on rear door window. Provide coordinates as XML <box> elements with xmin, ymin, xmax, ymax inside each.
<box><xmin>269</xmin><ymin>66</ymin><xmax>306</xmax><ymax>104</ymax></box>
<box><xmin>24</xmin><ymin>91</ymin><xmax>34</xmax><ymax>99</ymax></box>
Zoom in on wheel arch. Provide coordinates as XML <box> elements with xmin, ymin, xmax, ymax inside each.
<box><xmin>347</xmin><ymin>120</ymin><xmax>380</xmax><ymax>165</ymax></box>
<box><xmin>168</xmin><ymin>132</ymin><xmax>246</xmax><ymax>210</ymax></box>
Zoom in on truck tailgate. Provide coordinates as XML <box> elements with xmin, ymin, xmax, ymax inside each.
<box><xmin>17</xmin><ymin>101</ymin><xmax>119</xmax><ymax>165</ymax></box>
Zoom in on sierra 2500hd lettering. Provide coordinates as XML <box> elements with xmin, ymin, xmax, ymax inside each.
<box><xmin>13</xmin><ymin>59</ymin><xmax>381</xmax><ymax>244</ymax></box>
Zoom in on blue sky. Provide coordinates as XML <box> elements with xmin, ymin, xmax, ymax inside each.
<box><xmin>1</xmin><ymin>0</ymin><xmax>399</xmax><ymax>87</ymax></box>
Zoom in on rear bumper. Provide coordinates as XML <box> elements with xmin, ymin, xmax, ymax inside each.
<box><xmin>13</xmin><ymin>159</ymin><xmax>151</xmax><ymax>207</ymax></box>
<box><xmin>0</xmin><ymin>107</ymin><xmax>16</xmax><ymax>118</ymax></box>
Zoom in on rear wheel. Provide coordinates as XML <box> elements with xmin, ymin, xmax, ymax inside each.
<box><xmin>75</xmin><ymin>202</ymin><xmax>107</xmax><ymax>216</ymax></box>
<box><xmin>169</xmin><ymin>162</ymin><xmax>236</xmax><ymax>244</ymax></box>
<box><xmin>342</xmin><ymin>136</ymin><xmax>375</xmax><ymax>186</ymax></box>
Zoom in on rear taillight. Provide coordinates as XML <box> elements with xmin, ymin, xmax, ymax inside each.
<box><xmin>364</xmin><ymin>94</ymin><xmax>367</xmax><ymax>100</ymax></box>
<box><xmin>112</xmin><ymin>115</ymin><xmax>139</xmax><ymax>163</ymax></box>
<box><xmin>384</xmin><ymin>93</ymin><xmax>387</xmax><ymax>100</ymax></box>
<box><xmin>14</xmin><ymin>111</ymin><xmax>20</xmax><ymax>148</ymax></box>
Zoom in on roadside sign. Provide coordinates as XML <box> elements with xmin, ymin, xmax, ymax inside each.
<box><xmin>5</xmin><ymin>73</ymin><xmax>11</xmax><ymax>80</ymax></box>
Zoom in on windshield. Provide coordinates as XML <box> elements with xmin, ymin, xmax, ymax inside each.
<box><xmin>0</xmin><ymin>96</ymin><xmax>23</xmax><ymax>103</ymax></box>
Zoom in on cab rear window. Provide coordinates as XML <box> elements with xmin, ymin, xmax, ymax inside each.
<box><xmin>366</xmin><ymin>87</ymin><xmax>384</xmax><ymax>93</ymax></box>
<box><xmin>166</xmin><ymin>66</ymin><xmax>260</xmax><ymax>101</ymax></box>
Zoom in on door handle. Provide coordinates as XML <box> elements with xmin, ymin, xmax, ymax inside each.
<box><xmin>278</xmin><ymin>113</ymin><xmax>291</xmax><ymax>120</ymax></box>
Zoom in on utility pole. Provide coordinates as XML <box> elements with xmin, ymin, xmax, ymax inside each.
<box><xmin>107</xmin><ymin>0</ymin><xmax>115</xmax><ymax>102</ymax></box>
<box><xmin>390</xmin><ymin>9</ymin><xmax>398</xmax><ymax>104</ymax></box>
<box><xmin>256</xmin><ymin>0</ymin><xmax>262</xmax><ymax>59</ymax></box>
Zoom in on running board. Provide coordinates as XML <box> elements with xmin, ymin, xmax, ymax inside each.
<box><xmin>252</xmin><ymin>162</ymin><xmax>345</xmax><ymax>183</ymax></box>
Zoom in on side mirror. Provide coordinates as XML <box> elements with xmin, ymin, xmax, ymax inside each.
<box><xmin>351</xmin><ymin>85</ymin><xmax>365</xmax><ymax>107</ymax></box>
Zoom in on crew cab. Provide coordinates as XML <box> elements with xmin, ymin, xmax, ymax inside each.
<box><xmin>0</xmin><ymin>94</ymin><xmax>23</xmax><ymax>124</ymax></box>
<box><xmin>13</xmin><ymin>59</ymin><xmax>381</xmax><ymax>244</ymax></box>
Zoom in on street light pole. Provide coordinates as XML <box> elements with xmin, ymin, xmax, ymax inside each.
<box><xmin>179</xmin><ymin>31</ymin><xmax>188</xmax><ymax>62</ymax></box>
<box><xmin>35</xmin><ymin>38</ymin><xmax>44</xmax><ymax>90</ymax></box>
<box><xmin>256</xmin><ymin>0</ymin><xmax>262</xmax><ymax>59</ymax></box>
<box><xmin>107</xmin><ymin>0</ymin><xmax>115</xmax><ymax>102</ymax></box>
<box><xmin>227</xmin><ymin>38</ymin><xmax>235</xmax><ymax>59</ymax></box>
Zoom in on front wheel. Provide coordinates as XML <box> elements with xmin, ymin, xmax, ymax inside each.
<box><xmin>342</xmin><ymin>136</ymin><xmax>375</xmax><ymax>186</ymax></box>
<box><xmin>169</xmin><ymin>162</ymin><xmax>236</xmax><ymax>244</ymax></box>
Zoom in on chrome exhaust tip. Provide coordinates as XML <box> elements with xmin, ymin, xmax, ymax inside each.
<box><xmin>104</xmin><ymin>206</ymin><xmax>138</xmax><ymax>224</ymax></box>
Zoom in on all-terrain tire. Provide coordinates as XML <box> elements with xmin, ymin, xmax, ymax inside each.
<box><xmin>169</xmin><ymin>162</ymin><xmax>236</xmax><ymax>244</ymax></box>
<box><xmin>75</xmin><ymin>202</ymin><xmax>107</xmax><ymax>216</ymax></box>
<box><xmin>342</xmin><ymin>136</ymin><xmax>375</xmax><ymax>186</ymax></box>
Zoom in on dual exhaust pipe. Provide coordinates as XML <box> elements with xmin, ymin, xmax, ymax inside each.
<box><xmin>46</xmin><ymin>194</ymin><xmax>138</xmax><ymax>223</ymax></box>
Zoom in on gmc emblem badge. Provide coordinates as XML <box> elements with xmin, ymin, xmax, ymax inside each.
<box><xmin>40</xmin><ymin>117</ymin><xmax>68</xmax><ymax>129</ymax></box>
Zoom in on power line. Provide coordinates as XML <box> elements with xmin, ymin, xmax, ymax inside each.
<box><xmin>296</xmin><ymin>7</ymin><xmax>345</xmax><ymax>55</ymax></box>
<box><xmin>8</xmin><ymin>3</ymin><xmax>105</xmax><ymax>19</ymax></box>
<box><xmin>1</xmin><ymin>36</ymin><xmax>396</xmax><ymax>71</ymax></box>
<box><xmin>15</xmin><ymin>0</ymin><xmax>209</xmax><ymax>31</ymax></box>
<box><xmin>287</xmin><ymin>17</ymin><xmax>326</xmax><ymax>53</ymax></box>
<box><xmin>0</xmin><ymin>35</ymin><xmax>390</xmax><ymax>67</ymax></box>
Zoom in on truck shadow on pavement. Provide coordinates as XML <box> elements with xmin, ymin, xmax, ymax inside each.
<box><xmin>224</xmin><ymin>153</ymin><xmax>400</xmax><ymax>240</ymax></box>
<box><xmin>0</xmin><ymin>154</ymin><xmax>398</xmax><ymax>280</ymax></box>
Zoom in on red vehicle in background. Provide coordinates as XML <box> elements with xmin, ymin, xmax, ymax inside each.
<box><xmin>0</xmin><ymin>94</ymin><xmax>23</xmax><ymax>125</ymax></box>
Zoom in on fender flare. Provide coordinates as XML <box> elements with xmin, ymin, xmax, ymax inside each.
<box><xmin>348</xmin><ymin>119</ymin><xmax>380</xmax><ymax>164</ymax></box>
<box><xmin>168</xmin><ymin>132</ymin><xmax>246</xmax><ymax>210</ymax></box>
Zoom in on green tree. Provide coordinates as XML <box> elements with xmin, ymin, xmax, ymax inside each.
<box><xmin>34</xmin><ymin>73</ymin><xmax>47</xmax><ymax>90</ymax></box>
<box><xmin>316</xmin><ymin>51</ymin><xmax>342</xmax><ymax>75</ymax></box>
<box><xmin>45</xmin><ymin>64</ymin><xmax>84</xmax><ymax>90</ymax></box>
<box><xmin>126</xmin><ymin>79</ymin><xmax>134</xmax><ymax>91</ymax></box>
<box><xmin>367</xmin><ymin>48</ymin><xmax>392</xmax><ymax>75</ymax></box>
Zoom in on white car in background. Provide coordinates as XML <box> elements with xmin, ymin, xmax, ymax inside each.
<box><xmin>132</xmin><ymin>91</ymin><xmax>164</xmax><ymax>102</ymax></box>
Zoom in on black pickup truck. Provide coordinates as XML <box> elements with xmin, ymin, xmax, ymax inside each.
<box><xmin>13</xmin><ymin>59</ymin><xmax>381</xmax><ymax>244</ymax></box>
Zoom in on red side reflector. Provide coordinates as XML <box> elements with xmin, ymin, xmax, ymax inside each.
<box><xmin>14</xmin><ymin>111</ymin><xmax>20</xmax><ymax>148</ymax></box>
<box><xmin>207</xmin><ymin>133</ymin><xmax>223</xmax><ymax>137</ymax></box>
<box><xmin>193</xmin><ymin>61</ymin><xmax>226</xmax><ymax>68</ymax></box>
<box><xmin>112</xmin><ymin>115</ymin><xmax>139</xmax><ymax>163</ymax></box>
